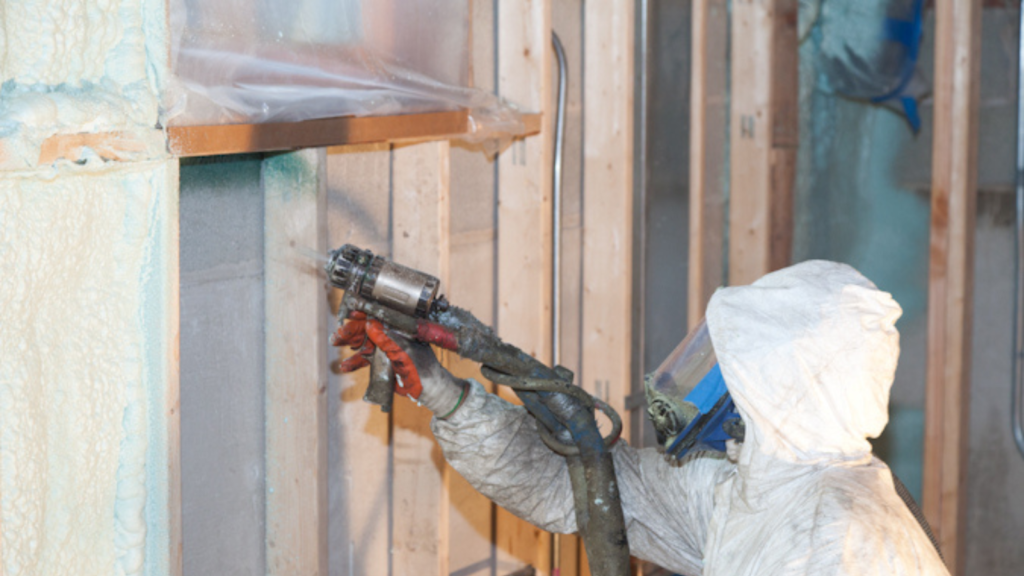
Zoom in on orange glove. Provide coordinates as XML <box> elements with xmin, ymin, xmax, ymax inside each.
<box><xmin>331</xmin><ymin>312</ymin><xmax>423</xmax><ymax>399</ymax></box>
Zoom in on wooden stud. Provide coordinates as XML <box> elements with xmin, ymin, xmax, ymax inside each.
<box><xmin>688</xmin><ymin>0</ymin><xmax>729</xmax><ymax>326</ymax></box>
<box><xmin>390</xmin><ymin>140</ymin><xmax>453</xmax><ymax>576</ymax></box>
<box><xmin>263</xmin><ymin>148</ymin><xmax>329</xmax><ymax>576</ymax></box>
<box><xmin>922</xmin><ymin>0</ymin><xmax>981</xmax><ymax>573</ymax></box>
<box><xmin>166</xmin><ymin>166</ymin><xmax>183</xmax><ymax>576</ymax></box>
<box><xmin>446</xmin><ymin>1</ymin><xmax>502</xmax><ymax>572</ymax></box>
<box><xmin>728</xmin><ymin>0</ymin><xmax>798</xmax><ymax>285</ymax></box>
<box><xmin>581</xmin><ymin>0</ymin><xmax>635</xmax><ymax>441</ymax></box>
<box><xmin>446</xmin><ymin>229</ymin><xmax>499</xmax><ymax>575</ymax></box>
<box><xmin>496</xmin><ymin>0</ymin><xmax>554</xmax><ymax>573</ymax></box>
<box><xmin>325</xmin><ymin>143</ymin><xmax>393</xmax><ymax>576</ymax></box>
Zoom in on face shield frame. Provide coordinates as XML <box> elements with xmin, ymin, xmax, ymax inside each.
<box><xmin>644</xmin><ymin>320</ymin><xmax>745</xmax><ymax>460</ymax></box>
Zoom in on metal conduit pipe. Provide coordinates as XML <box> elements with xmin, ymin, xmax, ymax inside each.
<box><xmin>1013</xmin><ymin>0</ymin><xmax>1024</xmax><ymax>460</ymax></box>
<box><xmin>551</xmin><ymin>29</ymin><xmax>568</xmax><ymax>574</ymax></box>
<box><xmin>553</xmin><ymin>31</ymin><xmax>567</xmax><ymax>368</ymax></box>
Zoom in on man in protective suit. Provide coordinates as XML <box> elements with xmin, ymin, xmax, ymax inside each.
<box><xmin>335</xmin><ymin>260</ymin><xmax>949</xmax><ymax>575</ymax></box>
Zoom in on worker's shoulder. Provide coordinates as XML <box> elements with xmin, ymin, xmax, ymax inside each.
<box><xmin>807</xmin><ymin>462</ymin><xmax>949</xmax><ymax>574</ymax></box>
<box><xmin>813</xmin><ymin>457</ymin><xmax>903</xmax><ymax>512</ymax></box>
<box><xmin>809</xmin><ymin>457</ymin><xmax>935</xmax><ymax>546</ymax></box>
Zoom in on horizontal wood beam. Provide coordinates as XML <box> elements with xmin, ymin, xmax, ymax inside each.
<box><xmin>167</xmin><ymin>111</ymin><xmax>542</xmax><ymax>158</ymax></box>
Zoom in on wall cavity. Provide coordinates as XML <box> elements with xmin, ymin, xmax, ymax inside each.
<box><xmin>179</xmin><ymin>155</ymin><xmax>266</xmax><ymax>576</ymax></box>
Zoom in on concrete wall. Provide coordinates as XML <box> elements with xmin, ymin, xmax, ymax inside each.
<box><xmin>179</xmin><ymin>155</ymin><xmax>266</xmax><ymax>576</ymax></box>
<box><xmin>968</xmin><ymin>191</ymin><xmax>1024</xmax><ymax>574</ymax></box>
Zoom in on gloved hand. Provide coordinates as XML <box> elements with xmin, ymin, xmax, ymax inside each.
<box><xmin>331</xmin><ymin>312</ymin><xmax>470</xmax><ymax>418</ymax></box>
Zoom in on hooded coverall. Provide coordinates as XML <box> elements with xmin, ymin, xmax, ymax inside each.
<box><xmin>427</xmin><ymin>260</ymin><xmax>950</xmax><ymax>575</ymax></box>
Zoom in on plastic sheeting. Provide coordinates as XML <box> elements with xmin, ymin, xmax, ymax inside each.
<box><xmin>168</xmin><ymin>0</ymin><xmax>525</xmax><ymax>145</ymax></box>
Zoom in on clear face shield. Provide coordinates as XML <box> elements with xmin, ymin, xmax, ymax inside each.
<box><xmin>644</xmin><ymin>320</ymin><xmax>744</xmax><ymax>460</ymax></box>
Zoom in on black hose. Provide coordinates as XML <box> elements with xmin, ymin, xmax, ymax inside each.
<box><xmin>891</xmin><ymin>472</ymin><xmax>943</xmax><ymax>560</ymax></box>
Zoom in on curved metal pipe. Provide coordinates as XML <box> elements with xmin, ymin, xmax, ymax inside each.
<box><xmin>1013</xmin><ymin>0</ymin><xmax>1024</xmax><ymax>460</ymax></box>
<box><xmin>550</xmin><ymin>29</ymin><xmax>568</xmax><ymax>575</ymax></box>
<box><xmin>552</xmin><ymin>31</ymin><xmax>568</xmax><ymax>368</ymax></box>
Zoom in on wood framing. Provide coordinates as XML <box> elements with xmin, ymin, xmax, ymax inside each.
<box><xmin>168</xmin><ymin>111</ymin><xmax>542</xmax><ymax>158</ymax></box>
<box><xmin>37</xmin><ymin>130</ymin><xmax>153</xmax><ymax>164</ymax></box>
<box><xmin>262</xmin><ymin>148</ymin><xmax>329</xmax><ymax>576</ymax></box>
<box><xmin>496</xmin><ymin>0</ymin><xmax>554</xmax><ymax>573</ymax></box>
<box><xmin>727</xmin><ymin>0</ymin><xmax>798</xmax><ymax>285</ymax></box>
<box><xmin>390</xmin><ymin>140</ymin><xmax>454</xmax><ymax>576</ymax></box>
<box><xmin>446</xmin><ymin>2</ymin><xmax>501</xmax><ymax>571</ymax></box>
<box><xmin>167</xmin><ymin>181</ymin><xmax>183</xmax><ymax>576</ymax></box>
<box><xmin>687</xmin><ymin>0</ymin><xmax>729</xmax><ymax>326</ymax></box>
<box><xmin>325</xmin><ymin>143</ymin><xmax>393</xmax><ymax>576</ymax></box>
<box><xmin>922</xmin><ymin>1</ymin><xmax>982</xmax><ymax>573</ymax></box>
<box><xmin>580</xmin><ymin>0</ymin><xmax>635</xmax><ymax>440</ymax></box>
<box><xmin>171</xmin><ymin>111</ymin><xmax>468</xmax><ymax>158</ymax></box>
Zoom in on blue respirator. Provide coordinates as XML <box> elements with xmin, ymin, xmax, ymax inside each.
<box><xmin>645</xmin><ymin>321</ymin><xmax>744</xmax><ymax>461</ymax></box>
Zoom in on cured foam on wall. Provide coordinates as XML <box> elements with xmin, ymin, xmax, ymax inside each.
<box><xmin>0</xmin><ymin>0</ymin><xmax>171</xmax><ymax>169</ymax></box>
<box><xmin>0</xmin><ymin>159</ymin><xmax>178</xmax><ymax>576</ymax></box>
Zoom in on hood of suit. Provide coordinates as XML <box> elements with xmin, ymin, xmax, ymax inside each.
<box><xmin>705</xmin><ymin>260</ymin><xmax>902</xmax><ymax>464</ymax></box>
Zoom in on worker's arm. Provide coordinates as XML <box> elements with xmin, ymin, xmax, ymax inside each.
<box><xmin>334</xmin><ymin>325</ymin><xmax>733</xmax><ymax>574</ymax></box>
<box><xmin>431</xmin><ymin>379</ymin><xmax>734</xmax><ymax>576</ymax></box>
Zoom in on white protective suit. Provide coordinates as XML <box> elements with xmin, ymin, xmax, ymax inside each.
<box><xmin>430</xmin><ymin>260</ymin><xmax>950</xmax><ymax>575</ymax></box>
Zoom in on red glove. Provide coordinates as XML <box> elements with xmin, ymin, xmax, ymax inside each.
<box><xmin>331</xmin><ymin>312</ymin><xmax>423</xmax><ymax>399</ymax></box>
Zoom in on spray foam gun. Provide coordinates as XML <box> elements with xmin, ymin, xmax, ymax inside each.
<box><xmin>325</xmin><ymin>244</ymin><xmax>632</xmax><ymax>576</ymax></box>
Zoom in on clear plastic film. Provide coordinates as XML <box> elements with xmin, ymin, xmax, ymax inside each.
<box><xmin>167</xmin><ymin>0</ymin><xmax>526</xmax><ymax>149</ymax></box>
